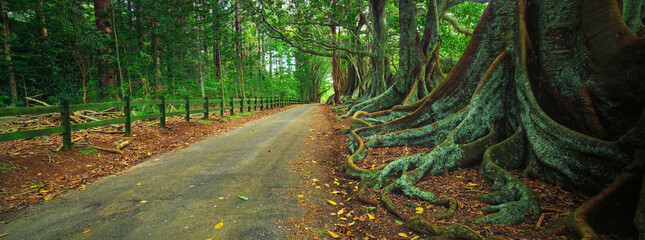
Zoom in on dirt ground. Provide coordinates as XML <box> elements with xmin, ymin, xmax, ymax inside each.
<box><xmin>287</xmin><ymin>105</ymin><xmax>591</xmax><ymax>240</ymax></box>
<box><xmin>0</xmin><ymin>106</ymin><xmax>296</xmax><ymax>217</ymax></box>
<box><xmin>1</xmin><ymin>104</ymin><xmax>595</xmax><ymax>239</ymax></box>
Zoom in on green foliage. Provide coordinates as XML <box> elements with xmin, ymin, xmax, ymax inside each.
<box><xmin>440</xmin><ymin>2</ymin><xmax>487</xmax><ymax>58</ymax></box>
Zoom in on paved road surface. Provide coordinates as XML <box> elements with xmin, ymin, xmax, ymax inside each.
<box><xmin>0</xmin><ymin>104</ymin><xmax>318</xmax><ymax>239</ymax></box>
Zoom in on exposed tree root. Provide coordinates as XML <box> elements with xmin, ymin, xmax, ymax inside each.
<box><xmin>474</xmin><ymin>128</ymin><xmax>541</xmax><ymax>225</ymax></box>
<box><xmin>565</xmin><ymin>162</ymin><xmax>644</xmax><ymax>239</ymax></box>
<box><xmin>409</xmin><ymin>218</ymin><xmax>488</xmax><ymax>240</ymax></box>
<box><xmin>337</xmin><ymin>87</ymin><xmax>407</xmax><ymax>120</ymax></box>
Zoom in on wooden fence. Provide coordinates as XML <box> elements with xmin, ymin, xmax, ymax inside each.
<box><xmin>0</xmin><ymin>96</ymin><xmax>306</xmax><ymax>150</ymax></box>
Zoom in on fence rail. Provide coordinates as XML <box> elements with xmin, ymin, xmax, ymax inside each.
<box><xmin>1</xmin><ymin>96</ymin><xmax>306</xmax><ymax>150</ymax></box>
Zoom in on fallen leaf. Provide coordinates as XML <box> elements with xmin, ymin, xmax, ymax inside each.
<box><xmin>411</xmin><ymin>236</ymin><xmax>420</xmax><ymax>240</ymax></box>
<box><xmin>298</xmin><ymin>194</ymin><xmax>304</xmax><ymax>198</ymax></box>
<box><xmin>140</xmin><ymin>200</ymin><xmax>147</xmax><ymax>203</ymax></box>
<box><xmin>338</xmin><ymin>209</ymin><xmax>344</xmax><ymax>215</ymax></box>
<box><xmin>237</xmin><ymin>195</ymin><xmax>249</xmax><ymax>201</ymax></box>
<box><xmin>328</xmin><ymin>231</ymin><xmax>340</xmax><ymax>239</ymax></box>
<box><xmin>395</xmin><ymin>220</ymin><xmax>403</xmax><ymax>225</ymax></box>
<box><xmin>398</xmin><ymin>233</ymin><xmax>408</xmax><ymax>237</ymax></box>
<box><xmin>312</xmin><ymin>160</ymin><xmax>317</xmax><ymax>163</ymax></box>
<box><xmin>331</xmin><ymin>191</ymin><xmax>341</xmax><ymax>194</ymax></box>
<box><xmin>348</xmin><ymin>221</ymin><xmax>355</xmax><ymax>226</ymax></box>
<box><xmin>340</xmin><ymin>217</ymin><xmax>347</xmax><ymax>220</ymax></box>
<box><xmin>366</xmin><ymin>207</ymin><xmax>375</xmax><ymax>210</ymax></box>
<box><xmin>82</xmin><ymin>229</ymin><xmax>92</xmax><ymax>234</ymax></box>
<box><xmin>415</xmin><ymin>207</ymin><xmax>424</xmax><ymax>214</ymax></box>
<box><xmin>0</xmin><ymin>233</ymin><xmax>9</xmax><ymax>238</ymax></box>
<box><xmin>43</xmin><ymin>195</ymin><xmax>54</xmax><ymax>201</ymax></box>
<box><xmin>214</xmin><ymin>221</ymin><xmax>223</xmax><ymax>229</ymax></box>
<box><xmin>327</xmin><ymin>199</ymin><xmax>337</xmax><ymax>205</ymax></box>
<box><xmin>218</xmin><ymin>197</ymin><xmax>224</xmax><ymax>200</ymax></box>
<box><xmin>136</xmin><ymin>183</ymin><xmax>141</xmax><ymax>186</ymax></box>
<box><xmin>315</xmin><ymin>186</ymin><xmax>321</xmax><ymax>189</ymax></box>
<box><xmin>78</xmin><ymin>185</ymin><xmax>86</xmax><ymax>191</ymax></box>
<box><xmin>367</xmin><ymin>213</ymin><xmax>375</xmax><ymax>219</ymax></box>
<box><xmin>468</xmin><ymin>182</ymin><xmax>478</xmax><ymax>186</ymax></box>
<box><xmin>312</xmin><ymin>179</ymin><xmax>318</xmax><ymax>182</ymax></box>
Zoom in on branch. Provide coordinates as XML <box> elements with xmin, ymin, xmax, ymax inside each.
<box><xmin>442</xmin><ymin>13</ymin><xmax>473</xmax><ymax>36</ymax></box>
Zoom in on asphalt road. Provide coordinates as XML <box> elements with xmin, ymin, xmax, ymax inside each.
<box><xmin>0</xmin><ymin>104</ymin><xmax>318</xmax><ymax>240</ymax></box>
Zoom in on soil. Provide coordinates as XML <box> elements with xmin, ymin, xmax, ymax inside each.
<box><xmin>288</xmin><ymin>105</ymin><xmax>591</xmax><ymax>240</ymax></box>
<box><xmin>0</xmin><ymin>106</ymin><xmax>296</xmax><ymax>217</ymax></box>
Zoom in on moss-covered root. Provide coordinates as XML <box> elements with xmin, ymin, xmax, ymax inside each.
<box><xmin>565</xmin><ymin>162</ymin><xmax>644</xmax><ymax>240</ymax></box>
<box><xmin>337</xmin><ymin>87</ymin><xmax>406</xmax><ymax>119</ymax></box>
<box><xmin>409</xmin><ymin>218</ymin><xmax>494</xmax><ymax>240</ymax></box>
<box><xmin>474</xmin><ymin>128</ymin><xmax>541</xmax><ymax>225</ymax></box>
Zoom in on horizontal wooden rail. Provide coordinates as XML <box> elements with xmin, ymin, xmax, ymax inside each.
<box><xmin>0</xmin><ymin>96</ymin><xmax>306</xmax><ymax>149</ymax></box>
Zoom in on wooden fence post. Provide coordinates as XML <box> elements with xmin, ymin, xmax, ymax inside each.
<box><xmin>230</xmin><ymin>97</ymin><xmax>234</xmax><ymax>116</ymax></box>
<box><xmin>220</xmin><ymin>95</ymin><xmax>224</xmax><ymax>117</ymax></box>
<box><xmin>61</xmin><ymin>99</ymin><xmax>72</xmax><ymax>151</ymax></box>
<box><xmin>185</xmin><ymin>96</ymin><xmax>190</xmax><ymax>122</ymax></box>
<box><xmin>159</xmin><ymin>96</ymin><xmax>166</xmax><ymax>128</ymax></box>
<box><xmin>203</xmin><ymin>96</ymin><xmax>209</xmax><ymax>120</ymax></box>
<box><xmin>254</xmin><ymin>97</ymin><xmax>257</xmax><ymax>111</ymax></box>
<box><xmin>125</xmin><ymin>96</ymin><xmax>131</xmax><ymax>136</ymax></box>
<box><xmin>247</xmin><ymin>98</ymin><xmax>251</xmax><ymax>112</ymax></box>
<box><xmin>260</xmin><ymin>97</ymin><xmax>264</xmax><ymax>111</ymax></box>
<box><xmin>240</xmin><ymin>97</ymin><xmax>244</xmax><ymax>113</ymax></box>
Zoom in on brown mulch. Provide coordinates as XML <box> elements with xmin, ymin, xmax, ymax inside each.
<box><xmin>288</xmin><ymin>105</ymin><xmax>590</xmax><ymax>239</ymax></box>
<box><xmin>0</xmin><ymin>106</ymin><xmax>296</xmax><ymax>218</ymax></box>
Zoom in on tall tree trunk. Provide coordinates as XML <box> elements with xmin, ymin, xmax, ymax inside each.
<box><xmin>93</xmin><ymin>0</ymin><xmax>116</xmax><ymax>99</ymax></box>
<box><xmin>330</xmin><ymin>0</ymin><xmax>341</xmax><ymax>105</ymax></box>
<box><xmin>112</xmin><ymin>8</ymin><xmax>125</xmax><ymax>98</ymax></box>
<box><xmin>194</xmin><ymin>0</ymin><xmax>205</xmax><ymax>98</ymax></box>
<box><xmin>368</xmin><ymin>0</ymin><xmax>388</xmax><ymax>97</ymax></box>
<box><xmin>212</xmin><ymin>0</ymin><xmax>224</xmax><ymax>102</ymax></box>
<box><xmin>1</xmin><ymin>0</ymin><xmax>16</xmax><ymax>106</ymax></box>
<box><xmin>151</xmin><ymin>19</ymin><xmax>161</xmax><ymax>95</ymax></box>
<box><xmin>235</xmin><ymin>2</ymin><xmax>246</xmax><ymax>99</ymax></box>
<box><xmin>36</xmin><ymin>1</ymin><xmax>48</xmax><ymax>44</ymax></box>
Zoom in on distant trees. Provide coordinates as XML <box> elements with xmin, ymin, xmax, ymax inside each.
<box><xmin>0</xmin><ymin>0</ymin><xmax>323</xmax><ymax>107</ymax></box>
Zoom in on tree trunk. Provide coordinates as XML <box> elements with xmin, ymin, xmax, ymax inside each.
<box><xmin>36</xmin><ymin>1</ymin><xmax>48</xmax><ymax>44</ymax></box>
<box><xmin>151</xmin><ymin>19</ymin><xmax>161</xmax><ymax>95</ymax></box>
<box><xmin>342</xmin><ymin>0</ymin><xmax>645</xmax><ymax>238</ymax></box>
<box><xmin>235</xmin><ymin>2</ymin><xmax>246</xmax><ymax>99</ymax></box>
<box><xmin>194</xmin><ymin>0</ymin><xmax>205</xmax><ymax>98</ymax></box>
<box><xmin>93</xmin><ymin>0</ymin><xmax>117</xmax><ymax>99</ymax></box>
<box><xmin>1</xmin><ymin>0</ymin><xmax>16</xmax><ymax>106</ymax></box>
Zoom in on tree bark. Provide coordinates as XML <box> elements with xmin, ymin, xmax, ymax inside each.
<box><xmin>93</xmin><ymin>0</ymin><xmax>117</xmax><ymax>99</ymax></box>
<box><xmin>235</xmin><ymin>1</ymin><xmax>246</xmax><ymax>99</ymax></box>
<box><xmin>36</xmin><ymin>1</ymin><xmax>48</xmax><ymax>44</ymax></box>
<box><xmin>194</xmin><ymin>0</ymin><xmax>205</xmax><ymax>98</ymax></box>
<box><xmin>1</xmin><ymin>0</ymin><xmax>16</xmax><ymax>106</ymax></box>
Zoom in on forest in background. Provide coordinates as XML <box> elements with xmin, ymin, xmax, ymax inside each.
<box><xmin>0</xmin><ymin>0</ymin><xmax>483</xmax><ymax>107</ymax></box>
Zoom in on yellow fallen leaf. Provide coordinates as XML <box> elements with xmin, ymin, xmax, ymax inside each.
<box><xmin>398</xmin><ymin>233</ymin><xmax>408</xmax><ymax>237</ymax></box>
<box><xmin>136</xmin><ymin>183</ymin><xmax>141</xmax><ymax>186</ymax></box>
<box><xmin>456</xmin><ymin>175</ymin><xmax>463</xmax><ymax>178</ymax></box>
<box><xmin>39</xmin><ymin>189</ymin><xmax>49</xmax><ymax>193</ymax></box>
<box><xmin>298</xmin><ymin>194</ymin><xmax>304</xmax><ymax>198</ymax></box>
<box><xmin>328</xmin><ymin>231</ymin><xmax>340</xmax><ymax>239</ymax></box>
<box><xmin>43</xmin><ymin>195</ymin><xmax>54</xmax><ymax>201</ymax></box>
<box><xmin>0</xmin><ymin>233</ymin><xmax>9</xmax><ymax>237</ymax></box>
<box><xmin>337</xmin><ymin>209</ymin><xmax>344</xmax><ymax>215</ymax></box>
<box><xmin>468</xmin><ymin>182</ymin><xmax>478</xmax><ymax>186</ymax></box>
<box><xmin>214</xmin><ymin>221</ymin><xmax>223</xmax><ymax>229</ymax></box>
<box><xmin>331</xmin><ymin>191</ymin><xmax>340</xmax><ymax>194</ymax></box>
<box><xmin>218</xmin><ymin>197</ymin><xmax>224</xmax><ymax>200</ymax></box>
<box><xmin>315</xmin><ymin>186</ymin><xmax>321</xmax><ymax>189</ymax></box>
<box><xmin>334</xmin><ymin>181</ymin><xmax>340</xmax><ymax>185</ymax></box>
<box><xmin>153</xmin><ymin>158</ymin><xmax>160</xmax><ymax>161</ymax></box>
<box><xmin>340</xmin><ymin>217</ymin><xmax>347</xmax><ymax>220</ymax></box>
<box><xmin>368</xmin><ymin>213</ymin><xmax>375</xmax><ymax>219</ymax></box>
<box><xmin>82</xmin><ymin>229</ymin><xmax>91</xmax><ymax>234</ymax></box>
<box><xmin>411</xmin><ymin>236</ymin><xmax>420</xmax><ymax>240</ymax></box>
<box><xmin>348</xmin><ymin>221</ymin><xmax>355</xmax><ymax>226</ymax></box>
<box><xmin>125</xmin><ymin>171</ymin><xmax>130</xmax><ymax>173</ymax></box>
<box><xmin>312</xmin><ymin>179</ymin><xmax>318</xmax><ymax>182</ymax></box>
<box><xmin>312</xmin><ymin>160</ymin><xmax>317</xmax><ymax>163</ymax></box>
<box><xmin>78</xmin><ymin>185</ymin><xmax>86</xmax><ymax>191</ymax></box>
<box><xmin>327</xmin><ymin>199</ymin><xmax>337</xmax><ymax>205</ymax></box>
<box><xmin>140</xmin><ymin>200</ymin><xmax>147</xmax><ymax>203</ymax></box>
<box><xmin>415</xmin><ymin>207</ymin><xmax>424</xmax><ymax>214</ymax></box>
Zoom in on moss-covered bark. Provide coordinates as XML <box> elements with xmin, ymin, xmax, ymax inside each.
<box><xmin>341</xmin><ymin>0</ymin><xmax>645</xmax><ymax>237</ymax></box>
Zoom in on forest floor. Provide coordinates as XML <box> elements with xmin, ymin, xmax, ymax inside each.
<box><xmin>289</xmin><ymin>105</ymin><xmax>592</xmax><ymax>240</ymax></box>
<box><xmin>0</xmin><ymin>106</ymin><xmax>295</xmax><ymax>216</ymax></box>
<box><xmin>0</xmin><ymin>104</ymin><xmax>594</xmax><ymax>239</ymax></box>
